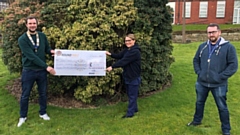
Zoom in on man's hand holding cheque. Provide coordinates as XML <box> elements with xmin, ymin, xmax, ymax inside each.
<box><xmin>47</xmin><ymin>66</ymin><xmax>56</xmax><ymax>75</ymax></box>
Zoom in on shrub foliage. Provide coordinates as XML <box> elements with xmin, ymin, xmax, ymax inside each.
<box><xmin>0</xmin><ymin>0</ymin><xmax>174</xmax><ymax>103</ymax></box>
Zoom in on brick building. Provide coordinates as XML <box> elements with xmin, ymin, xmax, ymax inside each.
<box><xmin>167</xmin><ymin>0</ymin><xmax>240</xmax><ymax>24</ymax></box>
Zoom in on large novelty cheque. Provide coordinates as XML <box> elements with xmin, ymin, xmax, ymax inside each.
<box><xmin>54</xmin><ymin>50</ymin><xmax>106</xmax><ymax>76</ymax></box>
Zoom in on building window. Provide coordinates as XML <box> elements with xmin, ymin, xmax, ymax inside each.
<box><xmin>185</xmin><ymin>2</ymin><xmax>191</xmax><ymax>18</ymax></box>
<box><xmin>216</xmin><ymin>1</ymin><xmax>226</xmax><ymax>18</ymax></box>
<box><xmin>166</xmin><ymin>2</ymin><xmax>175</xmax><ymax>24</ymax></box>
<box><xmin>233</xmin><ymin>1</ymin><xmax>240</xmax><ymax>24</ymax></box>
<box><xmin>199</xmin><ymin>2</ymin><xmax>208</xmax><ymax>18</ymax></box>
<box><xmin>0</xmin><ymin>2</ymin><xmax>9</xmax><ymax>12</ymax></box>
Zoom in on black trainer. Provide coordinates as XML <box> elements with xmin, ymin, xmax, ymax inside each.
<box><xmin>187</xmin><ymin>121</ymin><xmax>201</xmax><ymax>126</ymax></box>
<box><xmin>122</xmin><ymin>115</ymin><xmax>133</xmax><ymax>118</ymax></box>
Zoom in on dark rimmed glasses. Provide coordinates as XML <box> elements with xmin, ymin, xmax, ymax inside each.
<box><xmin>125</xmin><ymin>40</ymin><xmax>132</xmax><ymax>42</ymax></box>
<box><xmin>207</xmin><ymin>31</ymin><xmax>218</xmax><ymax>35</ymax></box>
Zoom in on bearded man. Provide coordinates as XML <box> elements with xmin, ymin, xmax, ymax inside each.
<box><xmin>187</xmin><ymin>23</ymin><xmax>238</xmax><ymax>135</ymax></box>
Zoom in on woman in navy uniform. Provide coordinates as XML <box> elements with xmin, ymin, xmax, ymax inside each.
<box><xmin>106</xmin><ymin>34</ymin><xmax>141</xmax><ymax>118</ymax></box>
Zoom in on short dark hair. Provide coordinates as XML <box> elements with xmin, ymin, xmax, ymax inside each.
<box><xmin>207</xmin><ymin>23</ymin><xmax>220</xmax><ymax>30</ymax></box>
<box><xmin>25</xmin><ymin>16</ymin><xmax>38</xmax><ymax>24</ymax></box>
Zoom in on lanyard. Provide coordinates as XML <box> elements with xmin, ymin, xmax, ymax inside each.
<box><xmin>26</xmin><ymin>31</ymin><xmax>39</xmax><ymax>52</ymax></box>
<box><xmin>208</xmin><ymin>44</ymin><xmax>218</xmax><ymax>59</ymax></box>
<box><xmin>207</xmin><ymin>42</ymin><xmax>220</xmax><ymax>62</ymax></box>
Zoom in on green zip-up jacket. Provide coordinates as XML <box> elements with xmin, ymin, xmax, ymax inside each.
<box><xmin>18</xmin><ymin>31</ymin><xmax>52</xmax><ymax>70</ymax></box>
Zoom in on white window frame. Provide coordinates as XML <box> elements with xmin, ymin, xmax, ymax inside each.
<box><xmin>185</xmin><ymin>2</ymin><xmax>191</xmax><ymax>18</ymax></box>
<box><xmin>216</xmin><ymin>1</ymin><xmax>226</xmax><ymax>18</ymax></box>
<box><xmin>233</xmin><ymin>8</ymin><xmax>240</xmax><ymax>24</ymax></box>
<box><xmin>0</xmin><ymin>2</ymin><xmax>8</xmax><ymax>12</ymax></box>
<box><xmin>166</xmin><ymin>2</ymin><xmax>175</xmax><ymax>24</ymax></box>
<box><xmin>199</xmin><ymin>2</ymin><xmax>208</xmax><ymax>18</ymax></box>
<box><xmin>233</xmin><ymin>1</ymin><xmax>240</xmax><ymax>24</ymax></box>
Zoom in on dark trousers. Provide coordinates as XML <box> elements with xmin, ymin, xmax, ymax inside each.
<box><xmin>20</xmin><ymin>69</ymin><xmax>48</xmax><ymax>118</ymax></box>
<box><xmin>193</xmin><ymin>82</ymin><xmax>230</xmax><ymax>133</ymax></box>
<box><xmin>125</xmin><ymin>77</ymin><xmax>141</xmax><ymax>116</ymax></box>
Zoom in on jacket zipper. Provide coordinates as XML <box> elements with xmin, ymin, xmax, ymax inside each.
<box><xmin>207</xmin><ymin>59</ymin><xmax>210</xmax><ymax>87</ymax></box>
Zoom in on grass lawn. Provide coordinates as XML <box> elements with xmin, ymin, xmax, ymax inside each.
<box><xmin>172</xmin><ymin>24</ymin><xmax>240</xmax><ymax>32</ymax></box>
<box><xmin>1</xmin><ymin>41</ymin><xmax>240</xmax><ymax>135</ymax></box>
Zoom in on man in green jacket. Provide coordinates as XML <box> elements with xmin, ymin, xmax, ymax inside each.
<box><xmin>17</xmin><ymin>16</ymin><xmax>56</xmax><ymax>127</ymax></box>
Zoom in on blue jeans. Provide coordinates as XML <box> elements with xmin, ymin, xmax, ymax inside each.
<box><xmin>20</xmin><ymin>69</ymin><xmax>48</xmax><ymax>117</ymax></box>
<box><xmin>193</xmin><ymin>82</ymin><xmax>230</xmax><ymax>133</ymax></box>
<box><xmin>125</xmin><ymin>77</ymin><xmax>141</xmax><ymax>116</ymax></box>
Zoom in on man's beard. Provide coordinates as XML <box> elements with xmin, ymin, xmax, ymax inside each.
<box><xmin>209</xmin><ymin>37</ymin><xmax>218</xmax><ymax>43</ymax></box>
<box><xmin>29</xmin><ymin>29</ymin><xmax>36</xmax><ymax>33</ymax></box>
